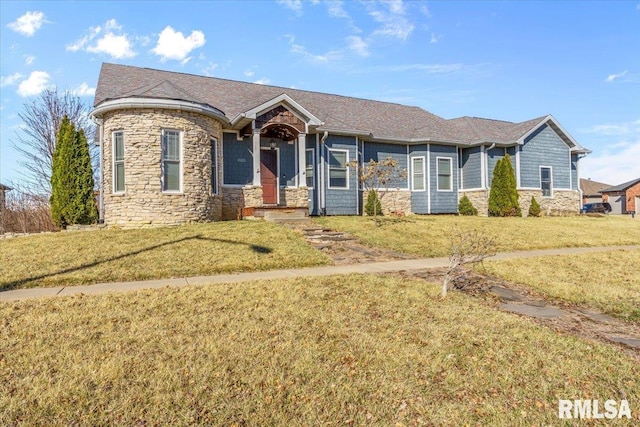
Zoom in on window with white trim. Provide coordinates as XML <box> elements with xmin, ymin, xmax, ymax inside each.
<box><xmin>113</xmin><ymin>131</ymin><xmax>125</xmax><ymax>193</ymax></box>
<box><xmin>162</xmin><ymin>129</ymin><xmax>182</xmax><ymax>192</ymax></box>
<box><xmin>211</xmin><ymin>138</ymin><xmax>218</xmax><ymax>195</ymax></box>
<box><xmin>540</xmin><ymin>166</ymin><xmax>552</xmax><ymax>197</ymax></box>
<box><xmin>328</xmin><ymin>149</ymin><xmax>348</xmax><ymax>189</ymax></box>
<box><xmin>437</xmin><ymin>157</ymin><xmax>452</xmax><ymax>191</ymax></box>
<box><xmin>411</xmin><ymin>157</ymin><xmax>425</xmax><ymax>191</ymax></box>
<box><xmin>305</xmin><ymin>148</ymin><xmax>314</xmax><ymax>188</ymax></box>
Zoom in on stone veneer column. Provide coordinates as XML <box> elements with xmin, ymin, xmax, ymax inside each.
<box><xmin>102</xmin><ymin>108</ymin><xmax>222</xmax><ymax>227</ymax></box>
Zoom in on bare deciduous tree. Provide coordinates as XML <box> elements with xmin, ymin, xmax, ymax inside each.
<box><xmin>442</xmin><ymin>229</ymin><xmax>496</xmax><ymax>298</ymax></box>
<box><xmin>349</xmin><ymin>156</ymin><xmax>407</xmax><ymax>225</ymax></box>
<box><xmin>11</xmin><ymin>88</ymin><xmax>95</xmax><ymax>194</ymax></box>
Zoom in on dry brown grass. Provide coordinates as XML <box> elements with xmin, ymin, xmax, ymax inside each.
<box><xmin>1</xmin><ymin>275</ymin><xmax>638</xmax><ymax>425</ymax></box>
<box><xmin>0</xmin><ymin>221</ymin><xmax>330</xmax><ymax>291</ymax></box>
<box><xmin>486</xmin><ymin>249</ymin><xmax>640</xmax><ymax>322</ymax></box>
<box><xmin>314</xmin><ymin>215</ymin><xmax>640</xmax><ymax>257</ymax></box>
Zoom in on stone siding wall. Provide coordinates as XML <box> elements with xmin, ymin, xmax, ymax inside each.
<box><xmin>372</xmin><ymin>190</ymin><xmax>412</xmax><ymax>216</ymax></box>
<box><xmin>520</xmin><ymin>189</ymin><xmax>580</xmax><ymax>216</ymax></box>
<box><xmin>102</xmin><ymin>108</ymin><xmax>222</xmax><ymax>227</ymax></box>
<box><xmin>280</xmin><ymin>187</ymin><xmax>310</xmax><ymax>208</ymax></box>
<box><xmin>460</xmin><ymin>189</ymin><xmax>579</xmax><ymax>217</ymax></box>
<box><xmin>459</xmin><ymin>190</ymin><xmax>489</xmax><ymax>216</ymax></box>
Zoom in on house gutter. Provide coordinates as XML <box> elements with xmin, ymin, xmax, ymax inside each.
<box><xmin>91</xmin><ymin>116</ymin><xmax>105</xmax><ymax>223</ymax></box>
<box><xmin>91</xmin><ymin>98</ymin><xmax>230</xmax><ymax>125</ymax></box>
<box><xmin>320</xmin><ymin>131</ymin><xmax>328</xmax><ymax>215</ymax></box>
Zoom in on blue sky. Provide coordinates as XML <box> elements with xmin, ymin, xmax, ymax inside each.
<box><xmin>1</xmin><ymin>0</ymin><xmax>639</xmax><ymax>188</ymax></box>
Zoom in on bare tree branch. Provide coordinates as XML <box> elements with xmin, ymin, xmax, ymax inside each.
<box><xmin>11</xmin><ymin>88</ymin><xmax>96</xmax><ymax>194</ymax></box>
<box><xmin>442</xmin><ymin>229</ymin><xmax>496</xmax><ymax>298</ymax></box>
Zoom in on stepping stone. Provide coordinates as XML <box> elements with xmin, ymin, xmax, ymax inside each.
<box><xmin>608</xmin><ymin>337</ymin><xmax>640</xmax><ymax>349</ymax></box>
<box><xmin>489</xmin><ymin>286</ymin><xmax>526</xmax><ymax>302</ymax></box>
<box><xmin>499</xmin><ymin>302</ymin><xmax>567</xmax><ymax>319</ymax></box>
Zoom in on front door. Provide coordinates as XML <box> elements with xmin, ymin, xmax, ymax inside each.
<box><xmin>260</xmin><ymin>149</ymin><xmax>278</xmax><ymax>204</ymax></box>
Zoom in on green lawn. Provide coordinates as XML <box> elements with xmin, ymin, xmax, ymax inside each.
<box><xmin>313</xmin><ymin>215</ymin><xmax>640</xmax><ymax>257</ymax></box>
<box><xmin>1</xmin><ymin>275</ymin><xmax>637</xmax><ymax>426</ymax></box>
<box><xmin>0</xmin><ymin>221</ymin><xmax>330</xmax><ymax>291</ymax></box>
<box><xmin>486</xmin><ymin>249</ymin><xmax>640</xmax><ymax>322</ymax></box>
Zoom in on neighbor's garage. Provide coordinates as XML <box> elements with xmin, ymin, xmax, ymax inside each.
<box><xmin>606</xmin><ymin>194</ymin><xmax>625</xmax><ymax>214</ymax></box>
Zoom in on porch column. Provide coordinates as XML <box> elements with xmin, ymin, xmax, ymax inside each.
<box><xmin>298</xmin><ymin>133</ymin><xmax>307</xmax><ymax>187</ymax></box>
<box><xmin>252</xmin><ymin>130</ymin><xmax>261</xmax><ymax>186</ymax></box>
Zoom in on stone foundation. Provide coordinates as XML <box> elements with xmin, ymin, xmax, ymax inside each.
<box><xmin>368</xmin><ymin>190</ymin><xmax>412</xmax><ymax>216</ymax></box>
<box><xmin>459</xmin><ymin>189</ymin><xmax>580</xmax><ymax>217</ymax></box>
<box><xmin>101</xmin><ymin>108</ymin><xmax>223</xmax><ymax>227</ymax></box>
<box><xmin>280</xmin><ymin>187</ymin><xmax>310</xmax><ymax>208</ymax></box>
<box><xmin>459</xmin><ymin>190</ymin><xmax>489</xmax><ymax>216</ymax></box>
<box><xmin>520</xmin><ymin>189</ymin><xmax>580</xmax><ymax>216</ymax></box>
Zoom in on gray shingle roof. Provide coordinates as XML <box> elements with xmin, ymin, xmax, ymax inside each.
<box><xmin>600</xmin><ymin>178</ymin><xmax>640</xmax><ymax>193</ymax></box>
<box><xmin>93</xmin><ymin>63</ymin><xmax>566</xmax><ymax>146</ymax></box>
<box><xmin>580</xmin><ymin>178</ymin><xmax>612</xmax><ymax>196</ymax></box>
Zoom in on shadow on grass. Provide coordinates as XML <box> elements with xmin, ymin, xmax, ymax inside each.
<box><xmin>0</xmin><ymin>234</ymin><xmax>271</xmax><ymax>292</ymax></box>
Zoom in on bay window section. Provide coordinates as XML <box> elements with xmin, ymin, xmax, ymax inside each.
<box><xmin>162</xmin><ymin>130</ymin><xmax>182</xmax><ymax>192</ymax></box>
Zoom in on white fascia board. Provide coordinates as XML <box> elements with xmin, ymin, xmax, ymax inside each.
<box><xmin>91</xmin><ymin>98</ymin><xmax>229</xmax><ymax>124</ymax></box>
<box><xmin>239</xmin><ymin>94</ymin><xmax>323</xmax><ymax>127</ymax></box>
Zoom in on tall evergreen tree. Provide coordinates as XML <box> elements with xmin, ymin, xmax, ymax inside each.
<box><xmin>488</xmin><ymin>154</ymin><xmax>521</xmax><ymax>217</ymax></box>
<box><xmin>50</xmin><ymin>116</ymin><xmax>98</xmax><ymax>228</ymax></box>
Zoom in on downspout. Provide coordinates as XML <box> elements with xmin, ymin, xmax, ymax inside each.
<box><xmin>92</xmin><ymin>116</ymin><xmax>105</xmax><ymax>223</ymax></box>
<box><xmin>320</xmin><ymin>131</ymin><xmax>328</xmax><ymax>215</ymax></box>
<box><xmin>485</xmin><ymin>143</ymin><xmax>496</xmax><ymax>189</ymax></box>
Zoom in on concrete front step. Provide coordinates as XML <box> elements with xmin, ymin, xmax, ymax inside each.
<box><xmin>261</xmin><ymin>208</ymin><xmax>308</xmax><ymax>222</ymax></box>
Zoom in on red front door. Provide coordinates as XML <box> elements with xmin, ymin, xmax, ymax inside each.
<box><xmin>260</xmin><ymin>149</ymin><xmax>278</xmax><ymax>204</ymax></box>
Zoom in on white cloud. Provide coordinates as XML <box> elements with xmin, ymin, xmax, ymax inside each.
<box><xmin>244</xmin><ymin>70</ymin><xmax>255</xmax><ymax>77</ymax></box>
<box><xmin>87</xmin><ymin>32</ymin><xmax>136</xmax><ymax>59</ymax></box>
<box><xmin>70</xmin><ymin>82</ymin><xmax>96</xmax><ymax>97</ymax></box>
<box><xmin>606</xmin><ymin>70</ymin><xmax>628</xmax><ymax>82</ymax></box>
<box><xmin>1</xmin><ymin>73</ymin><xmax>23</xmax><ymax>87</ymax></box>
<box><xmin>581</xmin><ymin>119</ymin><xmax>640</xmax><ymax>136</ymax></box>
<box><xmin>326</xmin><ymin>0</ymin><xmax>348</xmax><ymax>18</ymax></box>
<box><xmin>7</xmin><ymin>11</ymin><xmax>47</xmax><ymax>37</ymax></box>
<box><xmin>347</xmin><ymin>35</ymin><xmax>369</xmax><ymax>57</ymax></box>
<box><xmin>368</xmin><ymin>0</ymin><xmax>414</xmax><ymax>40</ymax></box>
<box><xmin>151</xmin><ymin>26</ymin><xmax>205</xmax><ymax>62</ymax></box>
<box><xmin>67</xmin><ymin>20</ymin><xmax>136</xmax><ymax>59</ymax></box>
<box><xmin>24</xmin><ymin>55</ymin><xmax>35</xmax><ymax>65</ymax></box>
<box><xmin>253</xmin><ymin>78</ymin><xmax>271</xmax><ymax>85</ymax></box>
<box><xmin>277</xmin><ymin>0</ymin><xmax>303</xmax><ymax>15</ymax></box>
<box><xmin>430</xmin><ymin>33</ymin><xmax>442</xmax><ymax>44</ymax></box>
<box><xmin>580</xmin><ymin>119</ymin><xmax>640</xmax><ymax>184</ymax></box>
<box><xmin>286</xmin><ymin>34</ymin><xmax>341</xmax><ymax>63</ymax></box>
<box><xmin>17</xmin><ymin>71</ymin><xmax>50</xmax><ymax>97</ymax></box>
<box><xmin>202</xmin><ymin>62</ymin><xmax>219</xmax><ymax>77</ymax></box>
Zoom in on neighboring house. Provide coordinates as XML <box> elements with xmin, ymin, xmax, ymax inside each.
<box><xmin>580</xmin><ymin>178</ymin><xmax>611</xmax><ymax>205</ymax></box>
<box><xmin>600</xmin><ymin>178</ymin><xmax>640</xmax><ymax>214</ymax></box>
<box><xmin>91</xmin><ymin>63</ymin><xmax>590</xmax><ymax>226</ymax></box>
<box><xmin>0</xmin><ymin>183</ymin><xmax>11</xmax><ymax>234</ymax></box>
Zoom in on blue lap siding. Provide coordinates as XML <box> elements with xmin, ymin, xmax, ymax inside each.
<box><xmin>222</xmin><ymin>133</ymin><xmax>253</xmax><ymax>185</ymax></box>
<box><xmin>460</xmin><ymin>146</ymin><xmax>482</xmax><ymax>189</ymax></box>
<box><xmin>430</xmin><ymin>144</ymin><xmax>458</xmax><ymax>213</ymax></box>
<box><xmin>324</xmin><ymin>135</ymin><xmax>358</xmax><ymax>215</ymax></box>
<box><xmin>520</xmin><ymin>124</ymin><xmax>571</xmax><ymax>190</ymax></box>
<box><xmin>363</xmin><ymin>142</ymin><xmax>409</xmax><ymax>189</ymax></box>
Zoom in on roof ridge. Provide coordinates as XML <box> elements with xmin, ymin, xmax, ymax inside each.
<box><xmin>101</xmin><ymin>62</ymin><xmax>436</xmax><ymax>113</ymax></box>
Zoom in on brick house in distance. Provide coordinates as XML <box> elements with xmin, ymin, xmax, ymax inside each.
<box><xmin>0</xmin><ymin>183</ymin><xmax>11</xmax><ymax>234</ymax></box>
<box><xmin>91</xmin><ymin>63</ymin><xmax>590</xmax><ymax>226</ymax></box>
<box><xmin>580</xmin><ymin>178</ymin><xmax>611</xmax><ymax>205</ymax></box>
<box><xmin>600</xmin><ymin>178</ymin><xmax>640</xmax><ymax>214</ymax></box>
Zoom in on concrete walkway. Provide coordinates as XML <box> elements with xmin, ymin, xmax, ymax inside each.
<box><xmin>1</xmin><ymin>245</ymin><xmax>638</xmax><ymax>302</ymax></box>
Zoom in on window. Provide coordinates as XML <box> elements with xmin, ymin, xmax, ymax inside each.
<box><xmin>305</xmin><ymin>149</ymin><xmax>314</xmax><ymax>188</ymax></box>
<box><xmin>328</xmin><ymin>149</ymin><xmax>348</xmax><ymax>189</ymax></box>
<box><xmin>162</xmin><ymin>130</ymin><xmax>181</xmax><ymax>192</ymax></box>
<box><xmin>437</xmin><ymin>157</ymin><xmax>452</xmax><ymax>191</ymax></box>
<box><xmin>411</xmin><ymin>157</ymin><xmax>425</xmax><ymax>191</ymax></box>
<box><xmin>540</xmin><ymin>166</ymin><xmax>552</xmax><ymax>197</ymax></box>
<box><xmin>211</xmin><ymin>138</ymin><xmax>218</xmax><ymax>195</ymax></box>
<box><xmin>113</xmin><ymin>131</ymin><xmax>125</xmax><ymax>193</ymax></box>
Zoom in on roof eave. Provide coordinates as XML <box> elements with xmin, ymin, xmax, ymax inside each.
<box><xmin>90</xmin><ymin>97</ymin><xmax>230</xmax><ymax>125</ymax></box>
